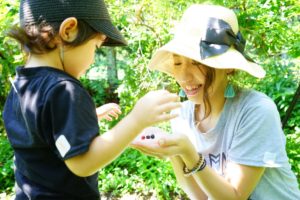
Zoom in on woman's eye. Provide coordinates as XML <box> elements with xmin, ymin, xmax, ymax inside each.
<box><xmin>174</xmin><ymin>62</ymin><xmax>182</xmax><ymax>65</ymax></box>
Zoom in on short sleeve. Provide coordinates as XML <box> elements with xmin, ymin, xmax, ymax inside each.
<box><xmin>42</xmin><ymin>80</ymin><xmax>99</xmax><ymax>160</ymax></box>
<box><xmin>228</xmin><ymin>97</ymin><xmax>288</xmax><ymax>167</ymax></box>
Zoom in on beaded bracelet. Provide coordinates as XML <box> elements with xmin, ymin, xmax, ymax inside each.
<box><xmin>183</xmin><ymin>153</ymin><xmax>206</xmax><ymax>177</ymax></box>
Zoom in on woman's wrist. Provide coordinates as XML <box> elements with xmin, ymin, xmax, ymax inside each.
<box><xmin>178</xmin><ymin>136</ymin><xmax>199</xmax><ymax>168</ymax></box>
<box><xmin>180</xmin><ymin>144</ymin><xmax>199</xmax><ymax>169</ymax></box>
<box><xmin>182</xmin><ymin>153</ymin><xmax>206</xmax><ymax>177</ymax></box>
<box><xmin>181</xmin><ymin>151</ymin><xmax>200</xmax><ymax>169</ymax></box>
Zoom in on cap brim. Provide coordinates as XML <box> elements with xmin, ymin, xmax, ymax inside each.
<box><xmin>149</xmin><ymin>39</ymin><xmax>265</xmax><ymax>78</ymax></box>
<box><xmin>86</xmin><ymin>19</ymin><xmax>127</xmax><ymax>46</ymax></box>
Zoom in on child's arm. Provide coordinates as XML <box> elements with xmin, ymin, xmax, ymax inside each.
<box><xmin>65</xmin><ymin>90</ymin><xmax>181</xmax><ymax>177</ymax></box>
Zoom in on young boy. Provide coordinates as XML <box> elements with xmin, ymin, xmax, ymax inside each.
<box><xmin>3</xmin><ymin>0</ymin><xmax>181</xmax><ymax>199</ymax></box>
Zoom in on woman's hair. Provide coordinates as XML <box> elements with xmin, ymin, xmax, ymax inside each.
<box><xmin>195</xmin><ymin>61</ymin><xmax>215</xmax><ymax>121</ymax></box>
<box><xmin>8</xmin><ymin>20</ymin><xmax>98</xmax><ymax>54</ymax></box>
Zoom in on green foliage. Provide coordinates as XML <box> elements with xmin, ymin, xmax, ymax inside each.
<box><xmin>0</xmin><ymin>1</ymin><xmax>22</xmax><ymax>193</ymax></box>
<box><xmin>0</xmin><ymin>135</ymin><xmax>14</xmax><ymax>193</ymax></box>
<box><xmin>98</xmin><ymin>149</ymin><xmax>188</xmax><ymax>199</ymax></box>
<box><xmin>0</xmin><ymin>0</ymin><xmax>23</xmax><ymax>129</ymax></box>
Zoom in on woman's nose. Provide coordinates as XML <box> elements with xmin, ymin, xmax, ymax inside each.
<box><xmin>175</xmin><ymin>68</ymin><xmax>193</xmax><ymax>83</ymax></box>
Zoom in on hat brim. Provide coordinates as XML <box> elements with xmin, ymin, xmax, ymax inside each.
<box><xmin>86</xmin><ymin>19</ymin><xmax>127</xmax><ymax>46</ymax></box>
<box><xmin>148</xmin><ymin>38</ymin><xmax>265</xmax><ymax>78</ymax></box>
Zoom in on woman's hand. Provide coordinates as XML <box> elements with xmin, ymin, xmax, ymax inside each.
<box><xmin>96</xmin><ymin>103</ymin><xmax>122</xmax><ymax>121</ymax></box>
<box><xmin>130</xmin><ymin>127</ymin><xmax>195</xmax><ymax>159</ymax></box>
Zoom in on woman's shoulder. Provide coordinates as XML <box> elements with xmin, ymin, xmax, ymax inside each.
<box><xmin>234</xmin><ymin>88</ymin><xmax>278</xmax><ymax>114</ymax></box>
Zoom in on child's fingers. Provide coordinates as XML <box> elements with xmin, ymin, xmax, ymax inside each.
<box><xmin>104</xmin><ymin>115</ymin><xmax>113</xmax><ymax>121</ymax></box>
<box><xmin>157</xmin><ymin>93</ymin><xmax>180</xmax><ymax>104</ymax></box>
<box><xmin>143</xmin><ymin>127</ymin><xmax>164</xmax><ymax>135</ymax></box>
<box><xmin>157</xmin><ymin>102</ymin><xmax>182</xmax><ymax>113</ymax></box>
<box><xmin>97</xmin><ymin>103</ymin><xmax>121</xmax><ymax>115</ymax></box>
<box><xmin>109</xmin><ymin>111</ymin><xmax>119</xmax><ymax>118</ymax></box>
<box><xmin>113</xmin><ymin>107</ymin><xmax>122</xmax><ymax>114</ymax></box>
<box><xmin>109</xmin><ymin>104</ymin><xmax>121</xmax><ymax>113</ymax></box>
<box><xmin>107</xmin><ymin>103</ymin><xmax>120</xmax><ymax>108</ymax></box>
<box><xmin>156</xmin><ymin>113</ymin><xmax>179</xmax><ymax>123</ymax></box>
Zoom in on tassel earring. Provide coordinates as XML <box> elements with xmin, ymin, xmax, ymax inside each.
<box><xmin>224</xmin><ymin>81</ymin><xmax>235</xmax><ymax>98</ymax></box>
<box><xmin>179</xmin><ymin>88</ymin><xmax>186</xmax><ymax>98</ymax></box>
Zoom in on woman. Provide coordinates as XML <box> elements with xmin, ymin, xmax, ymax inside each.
<box><xmin>131</xmin><ymin>4</ymin><xmax>300</xmax><ymax>200</ymax></box>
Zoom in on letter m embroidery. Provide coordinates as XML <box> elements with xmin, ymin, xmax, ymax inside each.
<box><xmin>209</xmin><ymin>153</ymin><xmax>221</xmax><ymax>170</ymax></box>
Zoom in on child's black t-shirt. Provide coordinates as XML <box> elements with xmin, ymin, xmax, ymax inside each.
<box><xmin>3</xmin><ymin>67</ymin><xmax>100</xmax><ymax>199</ymax></box>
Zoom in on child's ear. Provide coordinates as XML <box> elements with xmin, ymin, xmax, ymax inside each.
<box><xmin>59</xmin><ymin>17</ymin><xmax>78</xmax><ymax>42</ymax></box>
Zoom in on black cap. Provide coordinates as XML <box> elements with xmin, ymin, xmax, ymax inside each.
<box><xmin>20</xmin><ymin>0</ymin><xmax>127</xmax><ymax>46</ymax></box>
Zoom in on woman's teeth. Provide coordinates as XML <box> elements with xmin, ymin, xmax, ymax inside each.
<box><xmin>186</xmin><ymin>85</ymin><xmax>199</xmax><ymax>90</ymax></box>
<box><xmin>184</xmin><ymin>85</ymin><xmax>202</xmax><ymax>96</ymax></box>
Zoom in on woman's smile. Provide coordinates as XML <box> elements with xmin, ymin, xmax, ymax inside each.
<box><xmin>183</xmin><ymin>84</ymin><xmax>203</xmax><ymax>97</ymax></box>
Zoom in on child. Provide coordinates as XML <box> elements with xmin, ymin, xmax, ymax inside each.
<box><xmin>131</xmin><ymin>4</ymin><xmax>300</xmax><ymax>200</ymax></box>
<box><xmin>3</xmin><ymin>0</ymin><xmax>181</xmax><ymax>199</ymax></box>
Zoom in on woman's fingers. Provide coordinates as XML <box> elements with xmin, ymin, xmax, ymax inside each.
<box><xmin>130</xmin><ymin>144</ymin><xmax>165</xmax><ymax>159</ymax></box>
<box><xmin>131</xmin><ymin>128</ymin><xmax>183</xmax><ymax>157</ymax></box>
<box><xmin>132</xmin><ymin>142</ymin><xmax>180</xmax><ymax>157</ymax></box>
<box><xmin>157</xmin><ymin>135</ymin><xmax>180</xmax><ymax>147</ymax></box>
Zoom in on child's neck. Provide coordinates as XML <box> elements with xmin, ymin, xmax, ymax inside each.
<box><xmin>25</xmin><ymin>49</ymin><xmax>64</xmax><ymax>71</ymax></box>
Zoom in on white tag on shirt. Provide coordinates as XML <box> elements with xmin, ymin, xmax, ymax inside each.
<box><xmin>55</xmin><ymin>135</ymin><xmax>71</xmax><ymax>158</ymax></box>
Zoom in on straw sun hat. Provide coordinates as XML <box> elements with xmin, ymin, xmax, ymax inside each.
<box><xmin>148</xmin><ymin>4</ymin><xmax>266</xmax><ymax>78</ymax></box>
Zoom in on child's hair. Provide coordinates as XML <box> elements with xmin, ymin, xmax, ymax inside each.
<box><xmin>8</xmin><ymin>20</ymin><xmax>98</xmax><ymax>54</ymax></box>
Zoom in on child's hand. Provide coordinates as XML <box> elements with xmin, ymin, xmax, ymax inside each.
<box><xmin>96</xmin><ymin>103</ymin><xmax>122</xmax><ymax>121</ymax></box>
<box><xmin>130</xmin><ymin>90</ymin><xmax>181</xmax><ymax>128</ymax></box>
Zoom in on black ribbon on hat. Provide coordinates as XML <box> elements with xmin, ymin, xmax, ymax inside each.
<box><xmin>200</xmin><ymin>17</ymin><xmax>251</xmax><ymax>61</ymax></box>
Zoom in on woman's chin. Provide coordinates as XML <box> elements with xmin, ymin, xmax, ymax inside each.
<box><xmin>186</xmin><ymin>94</ymin><xmax>202</xmax><ymax>104</ymax></box>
